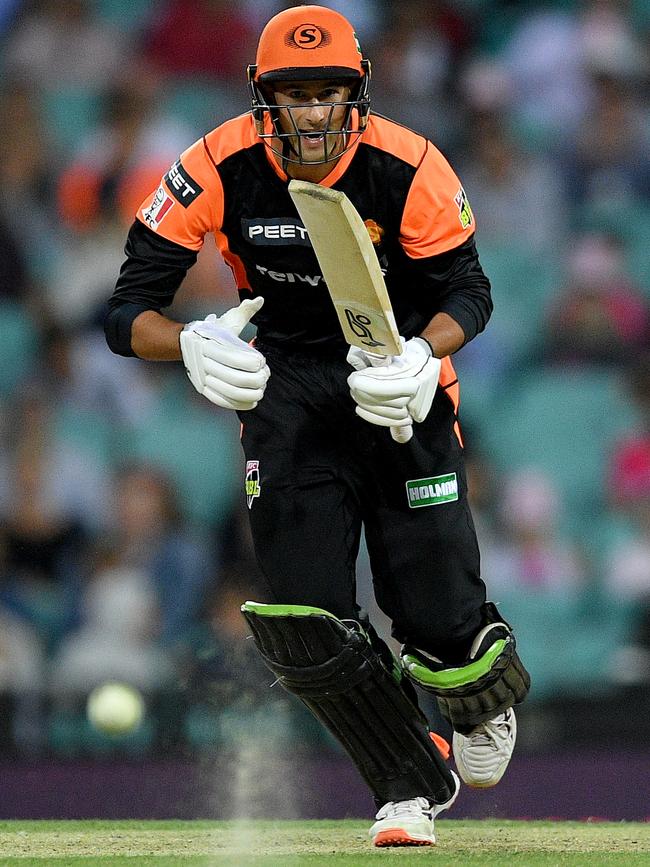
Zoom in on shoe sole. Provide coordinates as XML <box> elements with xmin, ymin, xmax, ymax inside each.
<box><xmin>459</xmin><ymin>776</ymin><xmax>505</xmax><ymax>788</ymax></box>
<box><xmin>373</xmin><ymin>829</ymin><xmax>434</xmax><ymax>847</ymax></box>
<box><xmin>371</xmin><ymin>772</ymin><xmax>460</xmax><ymax>848</ymax></box>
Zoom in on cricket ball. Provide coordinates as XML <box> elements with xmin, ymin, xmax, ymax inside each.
<box><xmin>86</xmin><ymin>682</ymin><xmax>145</xmax><ymax>735</ymax></box>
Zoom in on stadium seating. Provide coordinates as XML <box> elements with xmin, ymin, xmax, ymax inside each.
<box><xmin>479</xmin><ymin>369</ymin><xmax>640</xmax><ymax>521</ymax></box>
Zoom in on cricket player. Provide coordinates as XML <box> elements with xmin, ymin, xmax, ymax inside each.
<box><xmin>106</xmin><ymin>5</ymin><xmax>530</xmax><ymax>847</ymax></box>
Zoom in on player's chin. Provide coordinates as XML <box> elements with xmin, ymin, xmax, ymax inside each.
<box><xmin>299</xmin><ymin>137</ymin><xmax>343</xmax><ymax>164</ymax></box>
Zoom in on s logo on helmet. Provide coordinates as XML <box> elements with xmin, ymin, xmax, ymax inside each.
<box><xmin>287</xmin><ymin>24</ymin><xmax>331</xmax><ymax>49</ymax></box>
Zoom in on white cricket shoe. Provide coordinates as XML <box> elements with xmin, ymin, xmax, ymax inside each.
<box><xmin>453</xmin><ymin>707</ymin><xmax>517</xmax><ymax>788</ymax></box>
<box><xmin>369</xmin><ymin>771</ymin><xmax>460</xmax><ymax>847</ymax></box>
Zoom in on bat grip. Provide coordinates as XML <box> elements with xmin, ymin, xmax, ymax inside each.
<box><xmin>391</xmin><ymin>423</ymin><xmax>413</xmax><ymax>444</ymax></box>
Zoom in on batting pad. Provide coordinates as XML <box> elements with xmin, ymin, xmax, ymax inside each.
<box><xmin>241</xmin><ymin>601</ymin><xmax>456</xmax><ymax>806</ymax></box>
<box><xmin>401</xmin><ymin>603</ymin><xmax>530</xmax><ymax>734</ymax></box>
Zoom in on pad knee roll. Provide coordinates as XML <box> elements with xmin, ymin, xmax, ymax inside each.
<box><xmin>241</xmin><ymin>601</ymin><xmax>456</xmax><ymax>806</ymax></box>
<box><xmin>401</xmin><ymin>602</ymin><xmax>530</xmax><ymax>733</ymax></box>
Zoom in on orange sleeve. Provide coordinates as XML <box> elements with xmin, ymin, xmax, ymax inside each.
<box><xmin>135</xmin><ymin>137</ymin><xmax>223</xmax><ymax>251</ymax></box>
<box><xmin>400</xmin><ymin>141</ymin><xmax>475</xmax><ymax>259</ymax></box>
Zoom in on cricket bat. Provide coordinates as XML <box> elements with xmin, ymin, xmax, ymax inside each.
<box><xmin>288</xmin><ymin>179</ymin><xmax>412</xmax><ymax>444</ymax></box>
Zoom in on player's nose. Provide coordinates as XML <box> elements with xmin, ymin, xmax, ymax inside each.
<box><xmin>303</xmin><ymin>99</ymin><xmax>327</xmax><ymax>123</ymax></box>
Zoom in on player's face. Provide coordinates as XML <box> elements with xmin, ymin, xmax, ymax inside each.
<box><xmin>273</xmin><ymin>80</ymin><xmax>352</xmax><ymax>163</ymax></box>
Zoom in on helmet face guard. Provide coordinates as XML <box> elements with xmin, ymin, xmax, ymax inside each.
<box><xmin>247</xmin><ymin>61</ymin><xmax>371</xmax><ymax>166</ymax></box>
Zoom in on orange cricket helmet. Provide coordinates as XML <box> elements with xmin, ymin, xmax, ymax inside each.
<box><xmin>253</xmin><ymin>4</ymin><xmax>365</xmax><ymax>82</ymax></box>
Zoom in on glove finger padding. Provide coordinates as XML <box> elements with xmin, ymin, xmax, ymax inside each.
<box><xmin>355</xmin><ymin>405</ymin><xmax>412</xmax><ymax>426</ymax></box>
<box><xmin>205</xmin><ymin>374</ymin><xmax>267</xmax><ymax>405</ymax></box>
<box><xmin>405</xmin><ymin>356</ymin><xmax>440</xmax><ymax>422</ymax></box>
<box><xmin>349</xmin><ymin>375</ymin><xmax>418</xmax><ymax>406</ymax></box>
<box><xmin>195</xmin><ymin>331</ymin><xmax>267</xmax><ymax>373</ymax></box>
<box><xmin>202</xmin><ymin>386</ymin><xmax>263</xmax><ymax>411</ymax></box>
<box><xmin>202</xmin><ymin>357</ymin><xmax>270</xmax><ymax>388</ymax></box>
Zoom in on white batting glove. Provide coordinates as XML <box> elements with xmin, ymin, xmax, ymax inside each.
<box><xmin>347</xmin><ymin>337</ymin><xmax>441</xmax><ymax>440</ymax></box>
<box><xmin>179</xmin><ymin>297</ymin><xmax>270</xmax><ymax>410</ymax></box>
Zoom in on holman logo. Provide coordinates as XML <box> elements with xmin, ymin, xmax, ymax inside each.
<box><xmin>245</xmin><ymin>460</ymin><xmax>261</xmax><ymax>509</ymax></box>
<box><xmin>406</xmin><ymin>473</ymin><xmax>458</xmax><ymax>508</ymax></box>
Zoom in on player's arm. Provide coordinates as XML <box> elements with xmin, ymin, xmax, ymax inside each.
<box><xmin>419</xmin><ymin>311</ymin><xmax>465</xmax><ymax>359</ymax></box>
<box><xmin>412</xmin><ymin>235</ymin><xmax>492</xmax><ymax>358</ymax></box>
<box><xmin>105</xmin><ymin>219</ymin><xmax>197</xmax><ymax>360</ymax></box>
<box><xmin>105</xmin><ymin>145</ymin><xmax>269</xmax><ymax>410</ymax></box>
<box><xmin>400</xmin><ymin>142</ymin><xmax>493</xmax><ymax>357</ymax></box>
<box><xmin>348</xmin><ymin>145</ymin><xmax>491</xmax><ymax>431</ymax></box>
<box><xmin>131</xmin><ymin>311</ymin><xmax>184</xmax><ymax>361</ymax></box>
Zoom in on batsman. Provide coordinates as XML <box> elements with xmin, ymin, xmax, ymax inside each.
<box><xmin>106</xmin><ymin>5</ymin><xmax>530</xmax><ymax>847</ymax></box>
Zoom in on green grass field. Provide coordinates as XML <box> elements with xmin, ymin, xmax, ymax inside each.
<box><xmin>0</xmin><ymin>820</ymin><xmax>648</xmax><ymax>866</ymax></box>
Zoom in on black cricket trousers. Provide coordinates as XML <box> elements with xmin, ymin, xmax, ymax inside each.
<box><xmin>239</xmin><ymin>343</ymin><xmax>486</xmax><ymax>664</ymax></box>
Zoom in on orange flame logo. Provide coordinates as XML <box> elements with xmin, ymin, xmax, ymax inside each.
<box><xmin>364</xmin><ymin>219</ymin><xmax>384</xmax><ymax>245</ymax></box>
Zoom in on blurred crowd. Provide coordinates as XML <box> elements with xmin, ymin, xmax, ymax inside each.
<box><xmin>0</xmin><ymin>0</ymin><xmax>648</xmax><ymax>758</ymax></box>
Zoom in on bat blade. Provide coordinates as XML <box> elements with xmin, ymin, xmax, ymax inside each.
<box><xmin>288</xmin><ymin>179</ymin><xmax>402</xmax><ymax>357</ymax></box>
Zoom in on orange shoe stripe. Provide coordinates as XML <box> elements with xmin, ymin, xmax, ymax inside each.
<box><xmin>374</xmin><ymin>829</ymin><xmax>433</xmax><ymax>847</ymax></box>
<box><xmin>429</xmin><ymin>731</ymin><xmax>451</xmax><ymax>760</ymax></box>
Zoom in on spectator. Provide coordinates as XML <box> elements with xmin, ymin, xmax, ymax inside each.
<box><xmin>0</xmin><ymin>582</ymin><xmax>47</xmax><ymax>754</ymax></box>
<box><xmin>0</xmin><ymin>80</ymin><xmax>60</xmax><ymax>290</ymax></box>
<box><xmin>605</xmin><ymin>353</ymin><xmax>650</xmax><ymax>599</ymax></box>
<box><xmin>39</xmin><ymin>323</ymin><xmax>159</xmax><ymax>430</ymax></box>
<box><xmin>52</xmin><ymin>74</ymin><xmax>194</xmax><ymax>324</ymax></box>
<box><xmin>481</xmin><ymin>468</ymin><xmax>586</xmax><ymax>596</ymax></box>
<box><xmin>458</xmin><ymin>109</ymin><xmax>567</xmax><ymax>254</ymax></box>
<box><xmin>542</xmin><ymin>232</ymin><xmax>649</xmax><ymax>367</ymax></box>
<box><xmin>3</xmin><ymin>0</ymin><xmax>127</xmax><ymax>91</ymax></box>
<box><xmin>561</xmin><ymin>72</ymin><xmax>650</xmax><ymax>215</ymax></box>
<box><xmin>143</xmin><ymin>0</ymin><xmax>255</xmax><ymax>81</ymax></box>
<box><xmin>105</xmin><ymin>464</ymin><xmax>215</xmax><ymax>649</ymax></box>
<box><xmin>49</xmin><ymin>555</ymin><xmax>176</xmax><ymax>697</ymax></box>
<box><xmin>501</xmin><ymin>5</ymin><xmax>590</xmax><ymax>143</ymax></box>
<box><xmin>603</xmin><ymin>438</ymin><xmax>650</xmax><ymax>684</ymax></box>
<box><xmin>372</xmin><ymin>0</ymin><xmax>472</xmax><ymax>142</ymax></box>
<box><xmin>0</xmin><ymin>212</ymin><xmax>31</xmax><ymax>302</ymax></box>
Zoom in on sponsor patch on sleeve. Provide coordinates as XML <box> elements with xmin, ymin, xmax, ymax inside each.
<box><xmin>164</xmin><ymin>159</ymin><xmax>204</xmax><ymax>207</ymax></box>
<box><xmin>142</xmin><ymin>185</ymin><xmax>175</xmax><ymax>230</ymax></box>
<box><xmin>454</xmin><ymin>187</ymin><xmax>473</xmax><ymax>230</ymax></box>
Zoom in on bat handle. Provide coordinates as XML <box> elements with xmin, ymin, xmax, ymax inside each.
<box><xmin>391</xmin><ymin>423</ymin><xmax>413</xmax><ymax>444</ymax></box>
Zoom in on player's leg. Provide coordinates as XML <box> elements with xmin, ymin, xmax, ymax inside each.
<box><xmin>240</xmin><ymin>350</ymin><xmax>363</xmax><ymax>618</ymax></box>
<box><xmin>360</xmin><ymin>389</ymin><xmax>530</xmax><ymax>788</ymax></box>
<box><xmin>239</xmin><ymin>350</ymin><xmax>457</xmax><ymax>836</ymax></box>
<box><xmin>242</xmin><ymin>601</ymin><xmax>459</xmax><ymax>842</ymax></box>
<box><xmin>401</xmin><ymin>602</ymin><xmax>528</xmax><ymax>788</ymax></box>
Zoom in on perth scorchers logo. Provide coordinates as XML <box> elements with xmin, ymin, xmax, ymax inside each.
<box><xmin>364</xmin><ymin>219</ymin><xmax>384</xmax><ymax>246</ymax></box>
<box><xmin>286</xmin><ymin>24</ymin><xmax>332</xmax><ymax>49</ymax></box>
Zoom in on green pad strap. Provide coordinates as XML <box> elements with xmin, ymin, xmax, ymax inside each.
<box><xmin>402</xmin><ymin>639</ymin><xmax>507</xmax><ymax>690</ymax></box>
<box><xmin>242</xmin><ymin>601</ymin><xmax>402</xmax><ymax>681</ymax></box>
<box><xmin>241</xmin><ymin>601</ymin><xmax>340</xmax><ymax>620</ymax></box>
